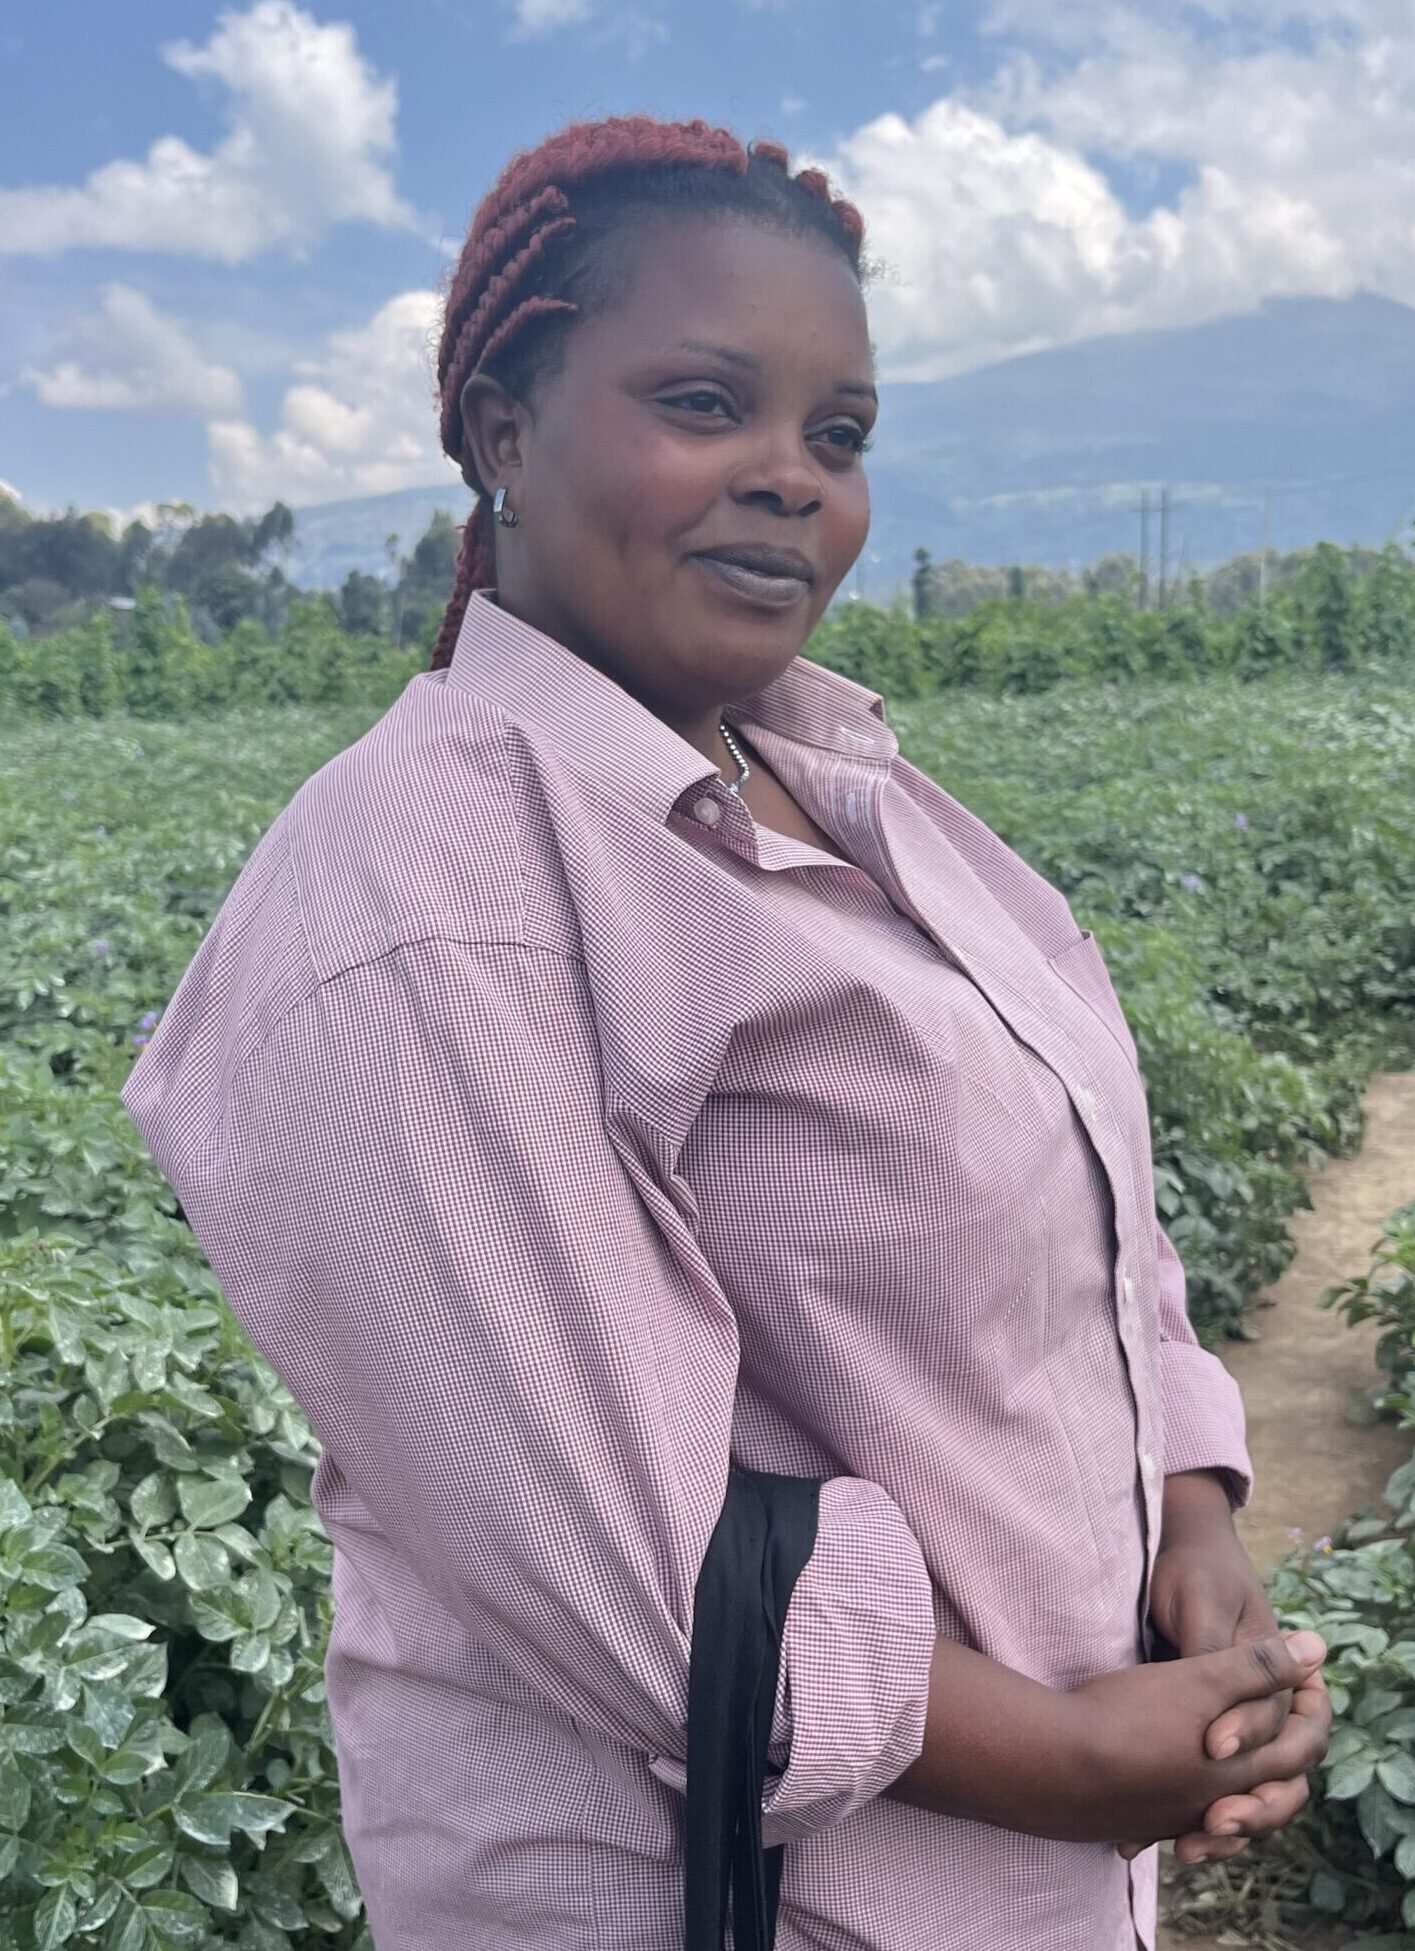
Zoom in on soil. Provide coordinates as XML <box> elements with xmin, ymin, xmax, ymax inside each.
<box><xmin>1157</xmin><ymin>1071</ymin><xmax>1415</xmax><ymax>1951</ymax></box>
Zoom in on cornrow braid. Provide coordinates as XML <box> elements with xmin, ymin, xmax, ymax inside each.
<box><xmin>429</xmin><ymin>114</ymin><xmax>865</xmax><ymax>670</ymax></box>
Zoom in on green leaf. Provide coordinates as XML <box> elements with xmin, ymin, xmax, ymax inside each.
<box><xmin>230</xmin><ymin>1631</ymin><xmax>271</xmax><ymax>1674</ymax></box>
<box><xmin>121</xmin><ymin>1844</ymin><xmax>175</xmax><ymax>1891</ymax></box>
<box><xmin>0</xmin><ymin>1833</ymin><xmax>21</xmax><ymax>1879</ymax></box>
<box><xmin>74</xmin><ymin>1880</ymin><xmax>122</xmax><ymax>1933</ymax></box>
<box><xmin>315</xmin><ymin>1836</ymin><xmax>362</xmax><ymax>1918</ymax></box>
<box><xmin>0</xmin><ymin>1754</ymin><xmax>32</xmax><ymax>1829</ymax></box>
<box><xmin>172</xmin><ymin>1531</ymin><xmax>230</xmax><ymax>1591</ymax></box>
<box><xmin>247</xmin><ymin>1878</ymin><xmax>306</xmax><ymax>1929</ymax></box>
<box><xmin>171</xmin><ymin>1721</ymin><xmax>230</xmax><ymax>1798</ymax></box>
<box><xmin>132</xmin><ymin>1536</ymin><xmax>175</xmax><ymax>1581</ymax></box>
<box><xmin>20</xmin><ymin>1544</ymin><xmax>88</xmax><ymax>1591</ymax></box>
<box><xmin>109</xmin><ymin>1902</ymin><xmax>150</xmax><ymax>1951</ymax></box>
<box><xmin>81</xmin><ymin>1680</ymin><xmax>136</xmax><ymax>1748</ymax></box>
<box><xmin>128</xmin><ymin>1474</ymin><xmax>177</xmax><ymax>1530</ymax></box>
<box><xmin>33</xmin><ymin>1884</ymin><xmax>78</xmax><ymax>1950</ymax></box>
<box><xmin>65</xmin><ymin>1720</ymin><xmax>108</xmax><ymax>1769</ymax></box>
<box><xmin>137</xmin><ymin>1891</ymin><xmax>207</xmax><ymax>1942</ymax></box>
<box><xmin>176</xmin><ymin>1854</ymin><xmax>239</xmax><ymax>1911</ymax></box>
<box><xmin>1359</xmin><ymin>1778</ymin><xmax>1404</xmax><ymax>1856</ymax></box>
<box><xmin>0</xmin><ymin>1476</ymin><xmax>33</xmax><ymax>1527</ymax></box>
<box><xmin>177</xmin><ymin>1475</ymin><xmax>250</xmax><ymax>1530</ymax></box>
<box><xmin>175</xmin><ymin>1790</ymin><xmax>291</xmax><ymax>1847</ymax></box>
<box><xmin>1327</xmin><ymin>1754</ymin><xmax>1377</xmax><ymax>1799</ymax></box>
<box><xmin>1377</xmin><ymin>1751</ymin><xmax>1415</xmax><ymax>1803</ymax></box>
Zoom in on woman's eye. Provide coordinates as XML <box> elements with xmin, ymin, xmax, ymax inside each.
<box><xmin>661</xmin><ymin>389</ymin><xmax>734</xmax><ymax>418</ymax></box>
<box><xmin>814</xmin><ymin>423</ymin><xmax>873</xmax><ymax>457</ymax></box>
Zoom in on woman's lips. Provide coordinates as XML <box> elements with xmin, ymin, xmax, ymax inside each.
<box><xmin>692</xmin><ymin>555</ymin><xmax>812</xmax><ymax>608</ymax></box>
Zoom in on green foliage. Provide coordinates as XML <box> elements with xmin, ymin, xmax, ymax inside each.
<box><xmin>810</xmin><ymin>542</ymin><xmax>1415</xmax><ymax>703</ymax></box>
<box><xmin>3</xmin><ymin>666</ymin><xmax>1412</xmax><ymax>1940</ymax></box>
<box><xmin>0</xmin><ymin>598</ymin><xmax>422</xmax><ymax>723</ymax></box>
<box><xmin>1</xmin><ymin>714</ymin><xmax>382</xmax><ymax>1947</ymax></box>
<box><xmin>1261</xmin><ymin>1206</ymin><xmax>1415</xmax><ymax>1939</ymax></box>
<box><xmin>1324</xmin><ymin>1203</ymin><xmax>1415</xmax><ymax>1426</ymax></box>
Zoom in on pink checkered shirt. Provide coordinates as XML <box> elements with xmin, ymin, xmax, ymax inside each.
<box><xmin>123</xmin><ymin>591</ymin><xmax>1252</xmax><ymax>1950</ymax></box>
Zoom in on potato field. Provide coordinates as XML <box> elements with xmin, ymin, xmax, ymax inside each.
<box><xmin>2</xmin><ymin>660</ymin><xmax>1414</xmax><ymax>1948</ymax></box>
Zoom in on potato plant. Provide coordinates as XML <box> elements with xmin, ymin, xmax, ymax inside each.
<box><xmin>1</xmin><ymin>667</ymin><xmax>1412</xmax><ymax>1943</ymax></box>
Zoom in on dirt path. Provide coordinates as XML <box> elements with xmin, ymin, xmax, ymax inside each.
<box><xmin>1157</xmin><ymin>1070</ymin><xmax>1415</xmax><ymax>1949</ymax></box>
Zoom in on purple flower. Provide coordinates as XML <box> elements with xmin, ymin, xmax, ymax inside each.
<box><xmin>1234</xmin><ymin>812</ymin><xmax>1249</xmax><ymax>830</ymax></box>
<box><xmin>1314</xmin><ymin>1536</ymin><xmax>1333</xmax><ymax>1553</ymax></box>
<box><xmin>1180</xmin><ymin>873</ymin><xmax>1202</xmax><ymax>893</ymax></box>
<box><xmin>139</xmin><ymin>1010</ymin><xmax>159</xmax><ymax>1031</ymax></box>
<box><xmin>1286</xmin><ymin>1525</ymin><xmax>1304</xmax><ymax>1541</ymax></box>
<box><xmin>133</xmin><ymin>1032</ymin><xmax>149</xmax><ymax>1048</ymax></box>
<box><xmin>91</xmin><ymin>937</ymin><xmax>110</xmax><ymax>959</ymax></box>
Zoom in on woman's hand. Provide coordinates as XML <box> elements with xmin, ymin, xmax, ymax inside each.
<box><xmin>1117</xmin><ymin>1469</ymin><xmax>1329</xmax><ymax>1865</ymax></box>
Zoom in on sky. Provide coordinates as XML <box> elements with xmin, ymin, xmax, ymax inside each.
<box><xmin>2</xmin><ymin>0</ymin><xmax>1413</xmax><ymax>524</ymax></box>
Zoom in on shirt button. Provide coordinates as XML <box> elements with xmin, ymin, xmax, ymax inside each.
<box><xmin>1122</xmin><ymin>1273</ymin><xmax>1136</xmax><ymax>1310</ymax></box>
<box><xmin>1140</xmin><ymin>1451</ymin><xmax>1157</xmax><ymax>1486</ymax></box>
<box><xmin>1076</xmin><ymin>1088</ymin><xmax>1096</xmax><ymax>1118</ymax></box>
<box><xmin>692</xmin><ymin>796</ymin><xmax>722</xmax><ymax>827</ymax></box>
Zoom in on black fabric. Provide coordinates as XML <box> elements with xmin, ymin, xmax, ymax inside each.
<box><xmin>684</xmin><ymin>1467</ymin><xmax>821</xmax><ymax>1951</ymax></box>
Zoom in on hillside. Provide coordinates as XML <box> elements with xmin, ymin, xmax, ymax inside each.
<box><xmin>282</xmin><ymin>293</ymin><xmax>1415</xmax><ymax>598</ymax></box>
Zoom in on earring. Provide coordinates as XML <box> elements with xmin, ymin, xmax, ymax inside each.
<box><xmin>493</xmin><ymin>486</ymin><xmax>519</xmax><ymax>529</ymax></box>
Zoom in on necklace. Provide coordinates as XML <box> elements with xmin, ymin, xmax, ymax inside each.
<box><xmin>719</xmin><ymin>719</ymin><xmax>751</xmax><ymax>797</ymax></box>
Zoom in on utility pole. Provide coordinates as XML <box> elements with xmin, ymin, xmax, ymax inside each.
<box><xmin>1158</xmin><ymin>485</ymin><xmax>1170</xmax><ymax>610</ymax></box>
<box><xmin>1139</xmin><ymin>490</ymin><xmax>1151</xmax><ymax>610</ymax></box>
<box><xmin>1259</xmin><ymin>492</ymin><xmax>1270</xmax><ymax>608</ymax></box>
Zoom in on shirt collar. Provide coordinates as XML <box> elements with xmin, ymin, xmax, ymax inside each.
<box><xmin>444</xmin><ymin>590</ymin><xmax>896</xmax><ymax>828</ymax></box>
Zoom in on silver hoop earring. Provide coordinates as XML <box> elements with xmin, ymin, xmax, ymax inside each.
<box><xmin>493</xmin><ymin>486</ymin><xmax>519</xmax><ymax>529</ymax></box>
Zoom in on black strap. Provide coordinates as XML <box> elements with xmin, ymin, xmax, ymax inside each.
<box><xmin>684</xmin><ymin>1467</ymin><xmax>821</xmax><ymax>1951</ymax></box>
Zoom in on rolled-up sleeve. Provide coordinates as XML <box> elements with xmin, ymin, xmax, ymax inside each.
<box><xmin>1155</xmin><ymin>1224</ymin><xmax>1254</xmax><ymax>1508</ymax></box>
<box><xmin>122</xmin><ymin>933</ymin><xmax>936</xmax><ymax>1841</ymax></box>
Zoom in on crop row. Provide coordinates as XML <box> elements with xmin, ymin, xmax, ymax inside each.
<box><xmin>0</xmin><ymin>668</ymin><xmax>1411</xmax><ymax>1944</ymax></box>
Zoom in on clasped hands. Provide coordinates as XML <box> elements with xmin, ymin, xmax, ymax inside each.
<box><xmin>1120</xmin><ymin>1468</ymin><xmax>1332</xmax><ymax>1866</ymax></box>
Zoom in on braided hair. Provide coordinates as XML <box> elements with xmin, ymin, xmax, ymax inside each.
<box><xmin>429</xmin><ymin>116</ymin><xmax>866</xmax><ymax>669</ymax></box>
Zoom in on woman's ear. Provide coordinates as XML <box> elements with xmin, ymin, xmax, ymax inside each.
<box><xmin>460</xmin><ymin>373</ymin><xmax>526</xmax><ymax>498</ymax></box>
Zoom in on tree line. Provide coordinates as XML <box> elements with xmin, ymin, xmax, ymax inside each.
<box><xmin>1</xmin><ymin>483</ymin><xmax>1412</xmax><ymax>718</ymax></box>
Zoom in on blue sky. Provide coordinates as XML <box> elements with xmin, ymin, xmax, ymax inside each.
<box><xmin>2</xmin><ymin>0</ymin><xmax>1411</xmax><ymax>522</ymax></box>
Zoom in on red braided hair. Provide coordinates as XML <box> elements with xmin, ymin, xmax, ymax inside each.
<box><xmin>428</xmin><ymin>115</ymin><xmax>865</xmax><ymax>670</ymax></box>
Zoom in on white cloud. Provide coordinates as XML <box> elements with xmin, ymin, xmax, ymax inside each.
<box><xmin>820</xmin><ymin>0</ymin><xmax>1415</xmax><ymax>378</ymax></box>
<box><xmin>0</xmin><ymin>2</ymin><xmax>416</xmax><ymax>261</ymax></box>
<box><xmin>508</xmin><ymin>0</ymin><xmax>592</xmax><ymax>31</ymax></box>
<box><xmin>208</xmin><ymin>288</ymin><xmax>461</xmax><ymax>510</ymax></box>
<box><xmin>24</xmin><ymin>286</ymin><xmax>243</xmax><ymax>415</ymax></box>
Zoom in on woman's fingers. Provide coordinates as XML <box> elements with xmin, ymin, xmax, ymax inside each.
<box><xmin>1204</xmin><ymin>1688</ymin><xmax>1289</xmax><ymax>1760</ymax></box>
<box><xmin>1204</xmin><ymin>1772</ymin><xmax>1311</xmax><ymax>1838</ymax></box>
<box><xmin>1231</xmin><ymin>1668</ymin><xmax>1332</xmax><ymax>1788</ymax></box>
<box><xmin>1173</xmin><ymin>1830</ymin><xmax>1251</xmax><ymax>1864</ymax></box>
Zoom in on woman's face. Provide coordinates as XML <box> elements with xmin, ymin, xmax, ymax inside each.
<box><xmin>472</xmin><ymin>214</ymin><xmax>876</xmax><ymax>735</ymax></box>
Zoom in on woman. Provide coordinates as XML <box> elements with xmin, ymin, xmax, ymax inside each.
<box><xmin>123</xmin><ymin>116</ymin><xmax>1330</xmax><ymax>1949</ymax></box>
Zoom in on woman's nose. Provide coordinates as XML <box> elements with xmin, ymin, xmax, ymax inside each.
<box><xmin>727</xmin><ymin>437</ymin><xmax>824</xmax><ymax>518</ymax></box>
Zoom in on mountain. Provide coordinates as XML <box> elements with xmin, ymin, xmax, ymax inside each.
<box><xmin>283</xmin><ymin>293</ymin><xmax>1415</xmax><ymax>602</ymax></box>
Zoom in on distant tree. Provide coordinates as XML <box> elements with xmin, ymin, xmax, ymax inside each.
<box><xmin>338</xmin><ymin>569</ymin><xmax>387</xmax><ymax>636</ymax></box>
<box><xmin>911</xmin><ymin>547</ymin><xmax>934</xmax><ymax>621</ymax></box>
<box><xmin>1296</xmin><ymin>541</ymin><xmax>1356</xmax><ymax>670</ymax></box>
<box><xmin>119</xmin><ymin>519</ymin><xmax>156</xmax><ymax>593</ymax></box>
<box><xmin>396</xmin><ymin>511</ymin><xmax>460</xmax><ymax>648</ymax></box>
<box><xmin>251</xmin><ymin>500</ymin><xmax>294</xmax><ymax>565</ymax></box>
